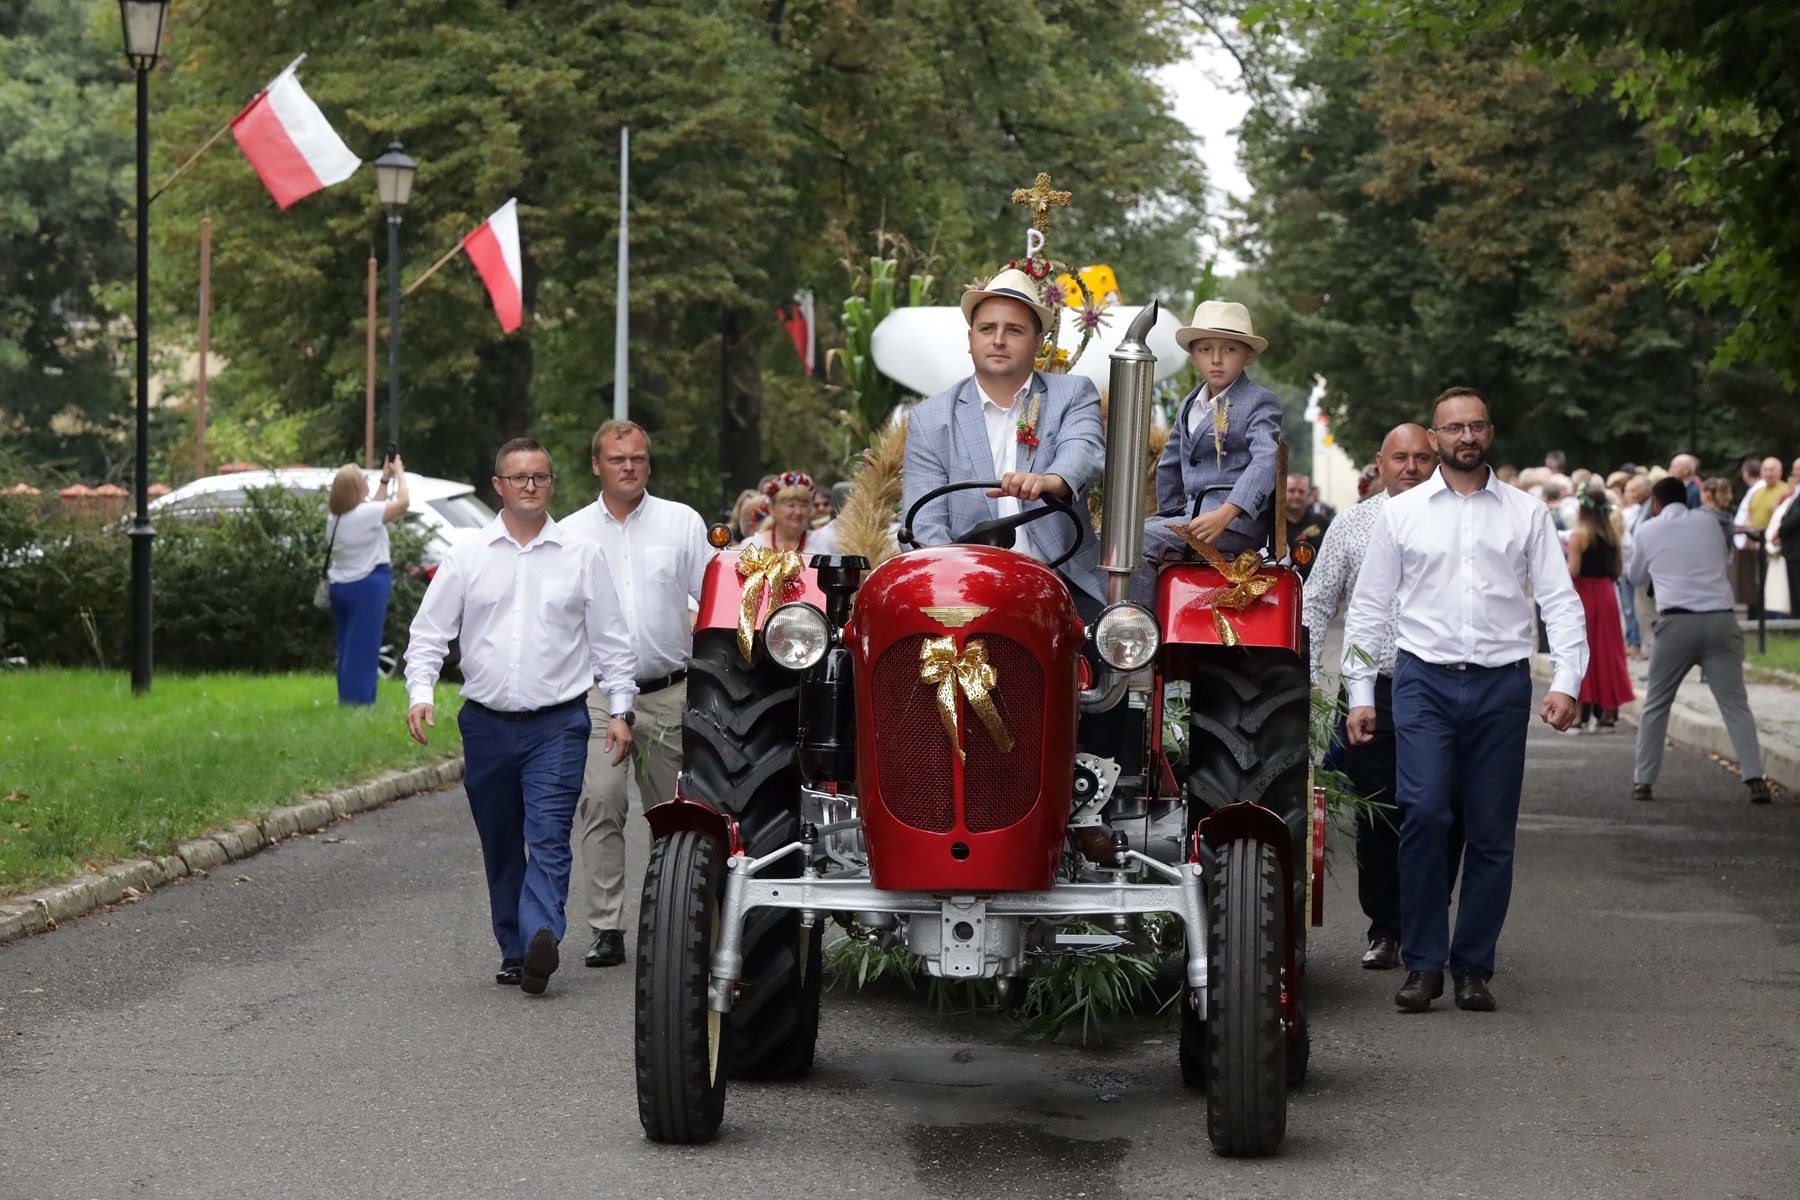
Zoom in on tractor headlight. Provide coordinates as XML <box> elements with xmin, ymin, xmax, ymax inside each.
<box><xmin>1093</xmin><ymin>603</ymin><xmax>1159</xmax><ymax>671</ymax></box>
<box><xmin>764</xmin><ymin>602</ymin><xmax>830</xmax><ymax>671</ymax></box>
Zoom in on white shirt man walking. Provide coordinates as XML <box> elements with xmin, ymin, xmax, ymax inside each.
<box><xmin>405</xmin><ymin>438</ymin><xmax>637</xmax><ymax>996</ymax></box>
<box><xmin>561</xmin><ymin>419</ymin><xmax>711</xmax><ymax>968</ymax></box>
<box><xmin>1625</xmin><ymin>475</ymin><xmax>1771</xmax><ymax>804</ymax></box>
<box><xmin>1344</xmin><ymin>388</ymin><xmax>1588</xmax><ymax>1014</ymax></box>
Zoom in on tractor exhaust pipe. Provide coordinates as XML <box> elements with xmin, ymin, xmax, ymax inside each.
<box><xmin>1098</xmin><ymin>301</ymin><xmax>1158</xmax><ymax>606</ymax></box>
<box><xmin>1081</xmin><ymin>301</ymin><xmax>1159</xmax><ymax>714</ymax></box>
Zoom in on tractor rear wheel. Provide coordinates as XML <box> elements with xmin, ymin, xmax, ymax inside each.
<box><xmin>1186</xmin><ymin>646</ymin><xmax>1310</xmax><ymax>1085</ymax></box>
<box><xmin>635</xmin><ymin>829</ymin><xmax>729</xmax><ymax>1144</ymax></box>
<box><xmin>682</xmin><ymin>628</ymin><xmax>819</xmax><ymax>1079</ymax></box>
<box><xmin>1204</xmin><ymin>837</ymin><xmax>1287</xmax><ymax>1157</ymax></box>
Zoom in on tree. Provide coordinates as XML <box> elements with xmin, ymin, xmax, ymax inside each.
<box><xmin>1235</xmin><ymin>24</ymin><xmax>1795</xmax><ymax>469</ymax></box>
<box><xmin>0</xmin><ymin>0</ymin><xmax>132</xmax><ymax>480</ymax></box>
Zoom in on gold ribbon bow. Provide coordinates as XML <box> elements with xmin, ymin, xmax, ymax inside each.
<box><xmin>918</xmin><ymin>635</ymin><xmax>1014</xmax><ymax>762</ymax></box>
<box><xmin>1167</xmin><ymin>525</ymin><xmax>1275</xmax><ymax>647</ymax></box>
<box><xmin>735</xmin><ymin>545</ymin><xmax>805</xmax><ymax>661</ymax></box>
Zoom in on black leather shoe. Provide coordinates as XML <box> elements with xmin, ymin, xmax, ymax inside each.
<box><xmin>520</xmin><ymin>927</ymin><xmax>559</xmax><ymax>996</ymax></box>
<box><xmin>495</xmin><ymin>959</ymin><xmax>522</xmax><ymax>986</ymax></box>
<box><xmin>1361</xmin><ymin>935</ymin><xmax>1400</xmax><ymax>970</ymax></box>
<box><xmin>1394</xmin><ymin>970</ymin><xmax>1444</xmax><ymax>1013</ymax></box>
<box><xmin>585</xmin><ymin>929</ymin><xmax>625</xmax><ymax>968</ymax></box>
<box><xmin>1747</xmin><ymin>777</ymin><xmax>1773</xmax><ymax>804</ymax></box>
<box><xmin>1454</xmin><ymin>972</ymin><xmax>1496</xmax><ymax>1012</ymax></box>
<box><xmin>1631</xmin><ymin>783</ymin><xmax>1654</xmax><ymax>802</ymax></box>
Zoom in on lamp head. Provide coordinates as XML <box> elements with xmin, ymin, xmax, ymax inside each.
<box><xmin>119</xmin><ymin>0</ymin><xmax>171</xmax><ymax>71</ymax></box>
<box><xmin>374</xmin><ymin>141</ymin><xmax>417</xmax><ymax>210</ymax></box>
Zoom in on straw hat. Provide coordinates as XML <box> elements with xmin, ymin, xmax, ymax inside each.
<box><xmin>1174</xmin><ymin>299</ymin><xmax>1268</xmax><ymax>354</ymax></box>
<box><xmin>960</xmin><ymin>268</ymin><xmax>1056</xmax><ymax>333</ymax></box>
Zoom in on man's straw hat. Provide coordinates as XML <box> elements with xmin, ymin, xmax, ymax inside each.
<box><xmin>960</xmin><ymin>268</ymin><xmax>1056</xmax><ymax>333</ymax></box>
<box><xmin>1174</xmin><ymin>299</ymin><xmax>1268</xmax><ymax>354</ymax></box>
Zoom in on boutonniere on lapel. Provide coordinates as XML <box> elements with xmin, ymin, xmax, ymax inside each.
<box><xmin>1016</xmin><ymin>391</ymin><xmax>1043</xmax><ymax>460</ymax></box>
<box><xmin>1210</xmin><ymin>389</ymin><xmax>1231</xmax><ymax>470</ymax></box>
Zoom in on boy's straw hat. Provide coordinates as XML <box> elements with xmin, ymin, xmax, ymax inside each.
<box><xmin>1174</xmin><ymin>299</ymin><xmax>1268</xmax><ymax>354</ymax></box>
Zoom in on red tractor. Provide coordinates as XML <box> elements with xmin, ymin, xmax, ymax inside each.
<box><xmin>635</xmin><ymin>305</ymin><xmax>1322</xmax><ymax>1156</ymax></box>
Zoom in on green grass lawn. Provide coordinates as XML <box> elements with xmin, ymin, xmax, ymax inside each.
<box><xmin>0</xmin><ymin>670</ymin><xmax>463</xmax><ymax>897</ymax></box>
<box><xmin>1746</xmin><ymin>631</ymin><xmax>1800</xmax><ymax>676</ymax></box>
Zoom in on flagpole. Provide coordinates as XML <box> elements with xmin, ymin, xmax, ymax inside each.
<box><xmin>403</xmin><ymin>241</ymin><xmax>464</xmax><ymax>296</ymax></box>
<box><xmin>195</xmin><ymin>214</ymin><xmax>210</xmax><ymax>479</ymax></box>
<box><xmin>614</xmin><ymin>126</ymin><xmax>629</xmax><ymax>421</ymax></box>
<box><xmin>152</xmin><ymin>54</ymin><xmax>307</xmax><ymax>204</ymax></box>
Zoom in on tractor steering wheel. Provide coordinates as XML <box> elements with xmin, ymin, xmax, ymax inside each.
<box><xmin>898</xmin><ymin>479</ymin><xmax>1089</xmax><ymax>571</ymax></box>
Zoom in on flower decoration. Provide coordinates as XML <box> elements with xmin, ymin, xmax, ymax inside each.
<box><xmin>1040</xmin><ymin>277</ymin><xmax>1068</xmax><ymax>309</ymax></box>
<box><xmin>763</xmin><ymin>469</ymin><xmax>815</xmax><ymax>499</ymax></box>
<box><xmin>1078</xmin><ymin>303</ymin><xmax>1110</xmax><ymax>334</ymax></box>
<box><xmin>1016</xmin><ymin>392</ymin><xmax>1043</xmax><ymax>456</ymax></box>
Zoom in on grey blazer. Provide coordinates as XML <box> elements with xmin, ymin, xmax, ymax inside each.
<box><xmin>1146</xmin><ymin>372</ymin><xmax>1284</xmax><ymax>559</ymax></box>
<box><xmin>901</xmin><ymin>371</ymin><xmax>1106</xmax><ymax>605</ymax></box>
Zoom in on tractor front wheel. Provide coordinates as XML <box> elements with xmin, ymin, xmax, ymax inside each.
<box><xmin>1204</xmin><ymin>836</ymin><xmax>1287</xmax><ymax>1157</ymax></box>
<box><xmin>635</xmin><ymin>830</ymin><xmax>730</xmax><ymax>1144</ymax></box>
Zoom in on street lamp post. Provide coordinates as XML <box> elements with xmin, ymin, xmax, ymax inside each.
<box><xmin>120</xmin><ymin>0</ymin><xmax>169</xmax><ymax>696</ymax></box>
<box><xmin>373</xmin><ymin>142</ymin><xmax>416</xmax><ymax>457</ymax></box>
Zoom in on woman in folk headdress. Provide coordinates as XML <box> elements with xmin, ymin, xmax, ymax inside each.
<box><xmin>745</xmin><ymin>470</ymin><xmax>838</xmax><ymax>555</ymax></box>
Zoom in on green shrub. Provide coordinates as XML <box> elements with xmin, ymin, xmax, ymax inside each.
<box><xmin>0</xmin><ymin>490</ymin><xmax>431</xmax><ymax>673</ymax></box>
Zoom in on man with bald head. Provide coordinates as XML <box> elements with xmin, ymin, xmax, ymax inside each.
<box><xmin>1668</xmin><ymin>454</ymin><xmax>1701</xmax><ymax>509</ymax></box>
<box><xmin>1302</xmin><ymin>422</ymin><xmax>1439</xmax><ymax>970</ymax></box>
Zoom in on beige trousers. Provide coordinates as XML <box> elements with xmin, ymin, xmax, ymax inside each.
<box><xmin>576</xmin><ymin>681</ymin><xmax>685</xmax><ymax>933</ymax></box>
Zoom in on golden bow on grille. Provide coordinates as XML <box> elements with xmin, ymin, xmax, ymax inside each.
<box><xmin>735</xmin><ymin>545</ymin><xmax>805</xmax><ymax>661</ymax></box>
<box><xmin>1167</xmin><ymin>524</ymin><xmax>1275</xmax><ymax>647</ymax></box>
<box><xmin>918</xmin><ymin>635</ymin><xmax>1014</xmax><ymax>762</ymax></box>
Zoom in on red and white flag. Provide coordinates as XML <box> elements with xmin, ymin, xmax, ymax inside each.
<box><xmin>230</xmin><ymin>58</ymin><xmax>360</xmax><ymax>210</ymax></box>
<box><xmin>462</xmin><ymin>199</ymin><xmax>523</xmax><ymax>333</ymax></box>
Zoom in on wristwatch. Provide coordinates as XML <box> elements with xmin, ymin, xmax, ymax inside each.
<box><xmin>611</xmin><ymin>710</ymin><xmax>635</xmax><ymax>727</ymax></box>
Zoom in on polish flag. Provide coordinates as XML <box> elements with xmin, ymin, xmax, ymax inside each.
<box><xmin>462</xmin><ymin>199</ymin><xmax>524</xmax><ymax>333</ymax></box>
<box><xmin>230</xmin><ymin>59</ymin><xmax>361</xmax><ymax>210</ymax></box>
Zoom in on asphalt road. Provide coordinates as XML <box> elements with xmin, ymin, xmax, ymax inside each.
<box><xmin>3</xmin><ymin>701</ymin><xmax>1797</xmax><ymax>1200</ymax></box>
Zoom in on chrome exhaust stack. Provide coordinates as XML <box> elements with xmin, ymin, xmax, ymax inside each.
<box><xmin>1080</xmin><ymin>301</ymin><xmax>1159</xmax><ymax>714</ymax></box>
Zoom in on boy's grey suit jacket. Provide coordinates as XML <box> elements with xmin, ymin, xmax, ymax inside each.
<box><xmin>901</xmin><ymin>370</ymin><xmax>1105</xmax><ymax>605</ymax></box>
<box><xmin>1152</xmin><ymin>373</ymin><xmax>1284</xmax><ymax>549</ymax></box>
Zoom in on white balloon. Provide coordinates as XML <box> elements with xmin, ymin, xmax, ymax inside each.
<box><xmin>869</xmin><ymin>304</ymin><xmax>1190</xmax><ymax>398</ymax></box>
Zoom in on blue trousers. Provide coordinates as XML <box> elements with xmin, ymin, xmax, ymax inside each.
<box><xmin>458</xmin><ymin>698</ymin><xmax>591</xmax><ymax>961</ymax></box>
<box><xmin>1391</xmin><ymin>650</ymin><xmax>1531</xmax><ymax>979</ymax></box>
<box><xmin>329</xmin><ymin>564</ymin><xmax>391</xmax><ymax>705</ymax></box>
<box><xmin>1616</xmin><ymin>577</ymin><xmax>1641</xmax><ymax>648</ymax></box>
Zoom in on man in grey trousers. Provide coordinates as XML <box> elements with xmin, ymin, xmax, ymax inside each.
<box><xmin>1625</xmin><ymin>476</ymin><xmax>1772</xmax><ymax>803</ymax></box>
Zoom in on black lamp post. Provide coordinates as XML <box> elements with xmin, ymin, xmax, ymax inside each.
<box><xmin>373</xmin><ymin>142</ymin><xmax>416</xmax><ymax>456</ymax></box>
<box><xmin>120</xmin><ymin>0</ymin><xmax>169</xmax><ymax>696</ymax></box>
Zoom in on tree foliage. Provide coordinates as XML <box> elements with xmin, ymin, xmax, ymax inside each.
<box><xmin>1234</xmin><ymin>22</ymin><xmax>1795</xmax><ymax>469</ymax></box>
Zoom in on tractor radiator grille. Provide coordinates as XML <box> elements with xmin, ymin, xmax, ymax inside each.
<box><xmin>961</xmin><ymin>635</ymin><xmax>1043</xmax><ymax>833</ymax></box>
<box><xmin>871</xmin><ymin>634</ymin><xmax>954</xmax><ymax>832</ymax></box>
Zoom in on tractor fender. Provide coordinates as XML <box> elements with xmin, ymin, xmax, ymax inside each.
<box><xmin>645</xmin><ymin>792</ymin><xmax>743</xmax><ymax>856</ymax></box>
<box><xmin>1194</xmin><ymin>799</ymin><xmax>1305</xmax><ymax>1027</ymax></box>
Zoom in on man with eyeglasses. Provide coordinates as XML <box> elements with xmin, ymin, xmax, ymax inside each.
<box><xmin>405</xmin><ymin>437</ymin><xmax>637</xmax><ymax>996</ymax></box>
<box><xmin>1343</xmin><ymin>388</ymin><xmax>1587</xmax><ymax>1014</ymax></box>
<box><xmin>561</xmin><ymin>419</ymin><xmax>711</xmax><ymax>969</ymax></box>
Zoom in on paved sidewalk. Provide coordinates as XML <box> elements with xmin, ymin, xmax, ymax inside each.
<box><xmin>1533</xmin><ymin>649</ymin><xmax>1800</xmax><ymax>792</ymax></box>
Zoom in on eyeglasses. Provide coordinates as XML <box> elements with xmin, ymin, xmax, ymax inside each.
<box><xmin>500</xmin><ymin>473</ymin><xmax>555</xmax><ymax>489</ymax></box>
<box><xmin>1433</xmin><ymin>421</ymin><xmax>1493</xmax><ymax>437</ymax></box>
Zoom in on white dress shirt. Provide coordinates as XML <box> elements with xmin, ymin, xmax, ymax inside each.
<box><xmin>405</xmin><ymin>513</ymin><xmax>637</xmax><ymax>714</ymax></box>
<box><xmin>1184</xmin><ymin>375</ymin><xmax>1241</xmax><ymax>436</ymax></box>
<box><xmin>561</xmin><ymin>493</ymin><xmax>710</xmax><ymax>679</ymax></box>
<box><xmin>1342</xmin><ymin>466</ymin><xmax>1589</xmax><ymax>708</ymax></box>
<box><xmin>1301</xmin><ymin>491</ymin><xmax>1397</xmax><ymax>681</ymax></box>
<box><xmin>1732</xmin><ymin>480</ymin><xmax>1761</xmax><ymax>550</ymax></box>
<box><xmin>1624</xmin><ymin>503</ymin><xmax>1736</xmax><ymax>614</ymax></box>
<box><xmin>979</xmin><ymin>378</ymin><xmax>1038</xmax><ymax>562</ymax></box>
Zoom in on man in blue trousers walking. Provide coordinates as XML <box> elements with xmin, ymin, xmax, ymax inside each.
<box><xmin>404</xmin><ymin>438</ymin><xmax>638</xmax><ymax>996</ymax></box>
<box><xmin>1343</xmin><ymin>388</ymin><xmax>1588</xmax><ymax>1013</ymax></box>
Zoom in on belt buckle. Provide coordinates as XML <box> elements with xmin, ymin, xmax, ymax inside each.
<box><xmin>1447</xmin><ymin>662</ymin><xmax>1469</xmax><ymax>671</ymax></box>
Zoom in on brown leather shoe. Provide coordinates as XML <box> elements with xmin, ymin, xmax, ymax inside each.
<box><xmin>1747</xmin><ymin>777</ymin><xmax>1773</xmax><ymax>804</ymax></box>
<box><xmin>1361</xmin><ymin>935</ymin><xmax>1400</xmax><ymax>970</ymax></box>
<box><xmin>1454</xmin><ymin>972</ymin><xmax>1496</xmax><ymax>1012</ymax></box>
<box><xmin>1394</xmin><ymin>970</ymin><xmax>1444</xmax><ymax>1013</ymax></box>
<box><xmin>1631</xmin><ymin>783</ymin><xmax>1654</xmax><ymax>802</ymax></box>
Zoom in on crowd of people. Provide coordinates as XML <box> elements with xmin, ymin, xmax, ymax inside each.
<box><xmin>364</xmin><ymin>266</ymin><xmax>1788</xmax><ymax>1018</ymax></box>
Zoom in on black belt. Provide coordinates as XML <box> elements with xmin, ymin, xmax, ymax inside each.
<box><xmin>1659</xmin><ymin>607</ymin><xmax>1730</xmax><ymax>616</ymax></box>
<box><xmin>635</xmin><ymin>668</ymin><xmax>687</xmax><ymax>694</ymax></box>
<box><xmin>464</xmin><ymin>695</ymin><xmax>585</xmax><ymax>722</ymax></box>
<box><xmin>1402</xmin><ymin>652</ymin><xmax>1527</xmax><ymax>673</ymax></box>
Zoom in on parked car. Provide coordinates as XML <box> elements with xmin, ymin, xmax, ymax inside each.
<box><xmin>150</xmin><ymin>467</ymin><xmax>494</xmax><ymax>565</ymax></box>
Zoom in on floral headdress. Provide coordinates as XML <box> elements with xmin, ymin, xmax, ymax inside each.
<box><xmin>763</xmin><ymin>470</ymin><xmax>815</xmax><ymax>500</ymax></box>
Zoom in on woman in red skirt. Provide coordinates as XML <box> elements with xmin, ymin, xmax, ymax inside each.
<box><xmin>1566</xmin><ymin>484</ymin><xmax>1635</xmax><ymax>729</ymax></box>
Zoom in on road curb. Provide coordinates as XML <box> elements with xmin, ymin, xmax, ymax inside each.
<box><xmin>1530</xmin><ymin>656</ymin><xmax>1799</xmax><ymax>791</ymax></box>
<box><xmin>0</xmin><ymin>757</ymin><xmax>464</xmax><ymax>949</ymax></box>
